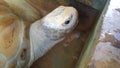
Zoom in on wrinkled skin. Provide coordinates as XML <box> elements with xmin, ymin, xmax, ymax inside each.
<box><xmin>0</xmin><ymin>5</ymin><xmax>27</xmax><ymax>68</ymax></box>
<box><xmin>29</xmin><ymin>6</ymin><xmax>78</xmax><ymax>67</ymax></box>
<box><xmin>0</xmin><ymin>1</ymin><xmax>78</xmax><ymax>67</ymax></box>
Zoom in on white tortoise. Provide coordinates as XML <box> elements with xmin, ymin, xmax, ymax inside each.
<box><xmin>0</xmin><ymin>1</ymin><xmax>78</xmax><ymax>68</ymax></box>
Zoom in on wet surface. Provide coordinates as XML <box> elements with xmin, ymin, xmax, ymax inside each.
<box><xmin>30</xmin><ymin>0</ymin><xmax>99</xmax><ymax>68</ymax></box>
<box><xmin>89</xmin><ymin>0</ymin><xmax>120</xmax><ymax>68</ymax></box>
<box><xmin>30</xmin><ymin>25</ymin><xmax>91</xmax><ymax>68</ymax></box>
<box><xmin>99</xmin><ymin>33</ymin><xmax>120</xmax><ymax>48</ymax></box>
<box><xmin>0</xmin><ymin>0</ymin><xmax>109</xmax><ymax>68</ymax></box>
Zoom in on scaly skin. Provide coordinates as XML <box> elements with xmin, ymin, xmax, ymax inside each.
<box><xmin>0</xmin><ymin>5</ymin><xmax>78</xmax><ymax>68</ymax></box>
<box><xmin>29</xmin><ymin>6</ymin><xmax>78</xmax><ymax>67</ymax></box>
<box><xmin>0</xmin><ymin>5</ymin><xmax>27</xmax><ymax>68</ymax></box>
<box><xmin>4</xmin><ymin>0</ymin><xmax>40</xmax><ymax>22</ymax></box>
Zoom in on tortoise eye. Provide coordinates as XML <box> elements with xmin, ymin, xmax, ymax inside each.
<box><xmin>65</xmin><ymin>20</ymin><xmax>70</xmax><ymax>24</ymax></box>
<box><xmin>64</xmin><ymin>14</ymin><xmax>73</xmax><ymax>25</ymax></box>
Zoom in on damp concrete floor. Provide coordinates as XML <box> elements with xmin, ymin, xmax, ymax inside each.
<box><xmin>90</xmin><ymin>0</ymin><xmax>120</xmax><ymax>68</ymax></box>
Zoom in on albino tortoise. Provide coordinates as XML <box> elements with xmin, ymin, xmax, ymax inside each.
<box><xmin>0</xmin><ymin>1</ymin><xmax>78</xmax><ymax>67</ymax></box>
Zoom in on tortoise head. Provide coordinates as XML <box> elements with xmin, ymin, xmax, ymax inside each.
<box><xmin>41</xmin><ymin>6</ymin><xmax>78</xmax><ymax>40</ymax></box>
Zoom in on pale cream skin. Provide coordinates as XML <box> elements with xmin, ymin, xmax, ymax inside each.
<box><xmin>0</xmin><ymin>5</ymin><xmax>26</xmax><ymax>68</ymax></box>
<box><xmin>4</xmin><ymin>0</ymin><xmax>40</xmax><ymax>22</ymax></box>
<box><xmin>0</xmin><ymin>6</ymin><xmax>78</xmax><ymax>68</ymax></box>
<box><xmin>29</xmin><ymin>6</ymin><xmax>78</xmax><ymax>67</ymax></box>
